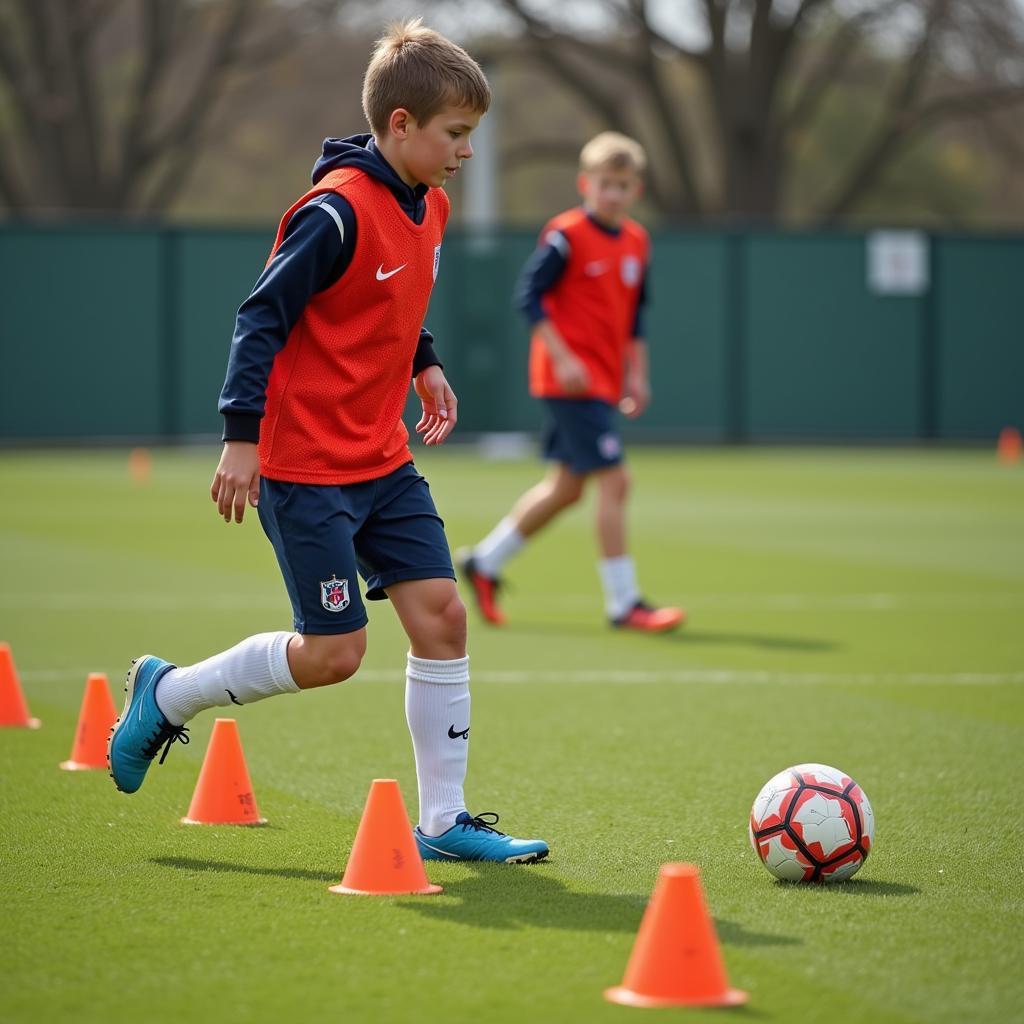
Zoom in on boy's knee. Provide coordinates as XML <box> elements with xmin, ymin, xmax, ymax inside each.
<box><xmin>556</xmin><ymin>474</ymin><xmax>585</xmax><ymax>508</ymax></box>
<box><xmin>436</xmin><ymin>591</ymin><xmax>467</xmax><ymax>647</ymax></box>
<box><xmin>600</xmin><ymin>465</ymin><xmax>630</xmax><ymax>501</ymax></box>
<box><xmin>306</xmin><ymin>632</ymin><xmax>366</xmax><ymax>686</ymax></box>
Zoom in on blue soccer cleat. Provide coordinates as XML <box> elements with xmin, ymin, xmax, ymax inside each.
<box><xmin>415</xmin><ymin>812</ymin><xmax>549</xmax><ymax>863</ymax></box>
<box><xmin>108</xmin><ymin>656</ymin><xmax>189</xmax><ymax>794</ymax></box>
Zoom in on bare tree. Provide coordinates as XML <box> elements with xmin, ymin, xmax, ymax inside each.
<box><xmin>0</xmin><ymin>0</ymin><xmax>346</xmax><ymax>215</ymax></box>
<box><xmin>474</xmin><ymin>0</ymin><xmax>1024</xmax><ymax>223</ymax></box>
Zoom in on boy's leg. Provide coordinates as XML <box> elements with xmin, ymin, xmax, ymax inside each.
<box><xmin>594</xmin><ymin>464</ymin><xmax>685</xmax><ymax>633</ymax></box>
<box><xmin>358</xmin><ymin>465</ymin><xmax>547</xmax><ymax>862</ymax></box>
<box><xmin>463</xmin><ymin>399</ymin><xmax>599</xmax><ymax>625</ymax></box>
<box><xmin>388</xmin><ymin>578</ymin><xmax>547</xmax><ymax>863</ymax></box>
<box><xmin>469</xmin><ymin>464</ymin><xmax>586</xmax><ymax>574</ymax></box>
<box><xmin>154</xmin><ymin>629</ymin><xmax>367</xmax><ymax>726</ymax></box>
<box><xmin>388</xmin><ymin>577</ymin><xmax>470</xmax><ymax>837</ymax></box>
<box><xmin>594</xmin><ymin>464</ymin><xmax>639</xmax><ymax>621</ymax></box>
<box><xmin>109</xmin><ymin>477</ymin><xmax>372</xmax><ymax>794</ymax></box>
<box><xmin>461</xmin><ymin>465</ymin><xmax>585</xmax><ymax>624</ymax></box>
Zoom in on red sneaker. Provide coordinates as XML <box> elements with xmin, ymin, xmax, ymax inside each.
<box><xmin>458</xmin><ymin>552</ymin><xmax>506</xmax><ymax>626</ymax></box>
<box><xmin>613</xmin><ymin>600</ymin><xmax>686</xmax><ymax>633</ymax></box>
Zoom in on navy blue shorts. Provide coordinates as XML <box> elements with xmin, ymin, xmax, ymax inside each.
<box><xmin>257</xmin><ymin>462</ymin><xmax>455</xmax><ymax>635</ymax></box>
<box><xmin>541</xmin><ymin>398</ymin><xmax>624</xmax><ymax>474</ymax></box>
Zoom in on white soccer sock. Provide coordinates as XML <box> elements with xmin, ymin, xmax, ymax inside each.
<box><xmin>155</xmin><ymin>631</ymin><xmax>299</xmax><ymax>726</ymax></box>
<box><xmin>473</xmin><ymin>517</ymin><xmax>524</xmax><ymax>577</ymax></box>
<box><xmin>599</xmin><ymin>555</ymin><xmax>640</xmax><ymax>620</ymax></box>
<box><xmin>405</xmin><ymin>653</ymin><xmax>470</xmax><ymax>837</ymax></box>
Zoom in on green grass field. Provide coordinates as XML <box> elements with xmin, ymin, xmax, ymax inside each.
<box><xmin>1</xmin><ymin>446</ymin><xmax>1022</xmax><ymax>1024</ymax></box>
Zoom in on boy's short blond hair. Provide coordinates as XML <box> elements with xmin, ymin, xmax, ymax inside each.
<box><xmin>579</xmin><ymin>132</ymin><xmax>647</xmax><ymax>175</ymax></box>
<box><xmin>362</xmin><ymin>19</ymin><xmax>491</xmax><ymax>136</ymax></box>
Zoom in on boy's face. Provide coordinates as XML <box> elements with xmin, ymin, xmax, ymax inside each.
<box><xmin>396</xmin><ymin>103</ymin><xmax>481</xmax><ymax>189</ymax></box>
<box><xmin>578</xmin><ymin>166</ymin><xmax>642</xmax><ymax>226</ymax></box>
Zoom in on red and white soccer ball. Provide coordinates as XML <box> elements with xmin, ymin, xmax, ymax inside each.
<box><xmin>749</xmin><ymin>763</ymin><xmax>874</xmax><ymax>883</ymax></box>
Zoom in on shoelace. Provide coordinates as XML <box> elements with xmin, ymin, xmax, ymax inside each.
<box><xmin>142</xmin><ymin>723</ymin><xmax>190</xmax><ymax>764</ymax></box>
<box><xmin>460</xmin><ymin>812</ymin><xmax>506</xmax><ymax>836</ymax></box>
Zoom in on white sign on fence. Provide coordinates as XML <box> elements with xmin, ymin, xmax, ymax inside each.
<box><xmin>867</xmin><ymin>231</ymin><xmax>930</xmax><ymax>296</ymax></box>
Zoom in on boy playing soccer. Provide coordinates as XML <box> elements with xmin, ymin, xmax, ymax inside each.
<box><xmin>108</xmin><ymin>21</ymin><xmax>548</xmax><ymax>864</ymax></box>
<box><xmin>460</xmin><ymin>132</ymin><xmax>684</xmax><ymax>633</ymax></box>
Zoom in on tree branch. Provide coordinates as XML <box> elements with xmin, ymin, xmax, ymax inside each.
<box><xmin>128</xmin><ymin>0</ymin><xmax>250</xmax><ymax>207</ymax></box>
<box><xmin>117</xmin><ymin>0</ymin><xmax>179</xmax><ymax>201</ymax></box>
<box><xmin>0</xmin><ymin>145</ymin><xmax>28</xmax><ymax>209</ymax></box>
<box><xmin>59</xmin><ymin>0</ymin><xmax>104</xmax><ymax>203</ymax></box>
<box><xmin>817</xmin><ymin>0</ymin><xmax>952</xmax><ymax>222</ymax></box>
<box><xmin>630</xmin><ymin>0</ymin><xmax>702</xmax><ymax>215</ymax></box>
<box><xmin>500</xmin><ymin>138</ymin><xmax>582</xmax><ymax>171</ymax></box>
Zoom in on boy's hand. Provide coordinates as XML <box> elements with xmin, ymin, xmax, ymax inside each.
<box><xmin>211</xmin><ymin>441</ymin><xmax>261</xmax><ymax>523</ymax></box>
<box><xmin>553</xmin><ymin>350</ymin><xmax>590</xmax><ymax>394</ymax></box>
<box><xmin>620</xmin><ymin>376</ymin><xmax>650</xmax><ymax>418</ymax></box>
<box><xmin>538</xmin><ymin>319</ymin><xmax>589</xmax><ymax>394</ymax></box>
<box><xmin>414</xmin><ymin>365</ymin><xmax>458</xmax><ymax>446</ymax></box>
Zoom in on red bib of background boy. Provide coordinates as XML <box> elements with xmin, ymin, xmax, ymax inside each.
<box><xmin>528</xmin><ymin>207</ymin><xmax>649</xmax><ymax>405</ymax></box>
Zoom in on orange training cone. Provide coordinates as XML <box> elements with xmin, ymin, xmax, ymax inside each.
<box><xmin>181</xmin><ymin>718</ymin><xmax>267</xmax><ymax>825</ymax></box>
<box><xmin>0</xmin><ymin>642</ymin><xmax>41</xmax><ymax>729</ymax></box>
<box><xmin>329</xmin><ymin>779</ymin><xmax>442</xmax><ymax>896</ymax></box>
<box><xmin>604</xmin><ymin>863</ymin><xmax>748</xmax><ymax>1008</ymax></box>
<box><xmin>128</xmin><ymin>447</ymin><xmax>152</xmax><ymax>484</ymax></box>
<box><xmin>60</xmin><ymin>672</ymin><xmax>118</xmax><ymax>770</ymax></box>
<box><xmin>997</xmin><ymin>427</ymin><xmax>1022</xmax><ymax>464</ymax></box>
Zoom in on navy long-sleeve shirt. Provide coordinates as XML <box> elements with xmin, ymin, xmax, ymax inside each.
<box><xmin>218</xmin><ymin>135</ymin><xmax>443</xmax><ymax>443</ymax></box>
<box><xmin>514</xmin><ymin>211</ymin><xmax>648</xmax><ymax>338</ymax></box>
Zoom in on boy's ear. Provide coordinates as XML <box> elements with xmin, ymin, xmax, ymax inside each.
<box><xmin>388</xmin><ymin>108</ymin><xmax>414</xmax><ymax>140</ymax></box>
<box><xmin>576</xmin><ymin>171</ymin><xmax>589</xmax><ymax>197</ymax></box>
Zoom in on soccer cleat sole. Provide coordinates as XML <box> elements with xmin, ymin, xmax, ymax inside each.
<box><xmin>504</xmin><ymin>850</ymin><xmax>549</xmax><ymax>865</ymax></box>
<box><xmin>107</xmin><ymin>657</ymin><xmax>142</xmax><ymax>793</ymax></box>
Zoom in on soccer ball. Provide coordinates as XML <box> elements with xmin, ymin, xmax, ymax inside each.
<box><xmin>748</xmin><ymin>763</ymin><xmax>874</xmax><ymax>883</ymax></box>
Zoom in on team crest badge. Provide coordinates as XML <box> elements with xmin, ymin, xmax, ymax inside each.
<box><xmin>433</xmin><ymin>244</ymin><xmax>441</xmax><ymax>282</ymax></box>
<box><xmin>621</xmin><ymin>255</ymin><xmax>642</xmax><ymax>287</ymax></box>
<box><xmin>320</xmin><ymin>576</ymin><xmax>350</xmax><ymax>613</ymax></box>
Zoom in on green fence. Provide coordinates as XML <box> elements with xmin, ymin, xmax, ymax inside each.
<box><xmin>1</xmin><ymin>224</ymin><xmax>1020</xmax><ymax>442</ymax></box>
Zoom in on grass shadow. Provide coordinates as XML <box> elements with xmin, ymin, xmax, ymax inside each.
<box><xmin>675</xmin><ymin>629</ymin><xmax>839</xmax><ymax>652</ymax></box>
<box><xmin>396</xmin><ymin>865</ymin><xmax>801</xmax><ymax>945</ymax></box>
<box><xmin>479</xmin><ymin>621</ymin><xmax>837</xmax><ymax>653</ymax></box>
<box><xmin>152</xmin><ymin>855</ymin><xmax>336</xmax><ymax>883</ymax></box>
<box><xmin>802</xmin><ymin>878</ymin><xmax>920</xmax><ymax>897</ymax></box>
<box><xmin>715</xmin><ymin>918</ymin><xmax>802</xmax><ymax>947</ymax></box>
<box><xmin>500</xmin><ymin>620</ymin><xmax>615</xmax><ymax>640</ymax></box>
<box><xmin>395</xmin><ymin>864</ymin><xmax>643</xmax><ymax>932</ymax></box>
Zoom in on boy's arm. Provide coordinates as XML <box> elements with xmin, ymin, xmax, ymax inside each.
<box><xmin>621</xmin><ymin>339</ymin><xmax>649</xmax><ymax>418</ymax></box>
<box><xmin>514</xmin><ymin>230</ymin><xmax>589</xmax><ymax>393</ymax></box>
<box><xmin>413</xmin><ymin>327</ymin><xmax>442</xmax><ymax>377</ymax></box>
<box><xmin>213</xmin><ymin>194</ymin><xmax>356</xmax><ymax>523</ymax></box>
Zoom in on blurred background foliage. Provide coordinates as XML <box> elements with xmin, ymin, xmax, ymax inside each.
<box><xmin>1</xmin><ymin>0</ymin><xmax>1022</xmax><ymax>228</ymax></box>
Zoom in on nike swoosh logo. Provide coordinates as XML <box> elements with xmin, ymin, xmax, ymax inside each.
<box><xmin>448</xmin><ymin>724</ymin><xmax>470</xmax><ymax>739</ymax></box>
<box><xmin>584</xmin><ymin>261</ymin><xmax>609</xmax><ymax>276</ymax></box>
<box><xmin>376</xmin><ymin>263</ymin><xmax>407</xmax><ymax>281</ymax></box>
<box><xmin>225</xmin><ymin>689</ymin><xmax>243</xmax><ymax>706</ymax></box>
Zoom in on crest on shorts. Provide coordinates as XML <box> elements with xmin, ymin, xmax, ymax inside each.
<box><xmin>433</xmin><ymin>244</ymin><xmax>441</xmax><ymax>282</ymax></box>
<box><xmin>598</xmin><ymin>432</ymin><xmax>622</xmax><ymax>460</ymax></box>
<box><xmin>320</xmin><ymin>576</ymin><xmax>350</xmax><ymax>613</ymax></box>
<box><xmin>620</xmin><ymin>255</ymin><xmax>642</xmax><ymax>287</ymax></box>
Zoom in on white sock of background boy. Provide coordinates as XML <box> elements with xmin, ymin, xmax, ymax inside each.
<box><xmin>473</xmin><ymin>517</ymin><xmax>524</xmax><ymax>577</ymax></box>
<box><xmin>598</xmin><ymin>555</ymin><xmax>640</xmax><ymax>620</ymax></box>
